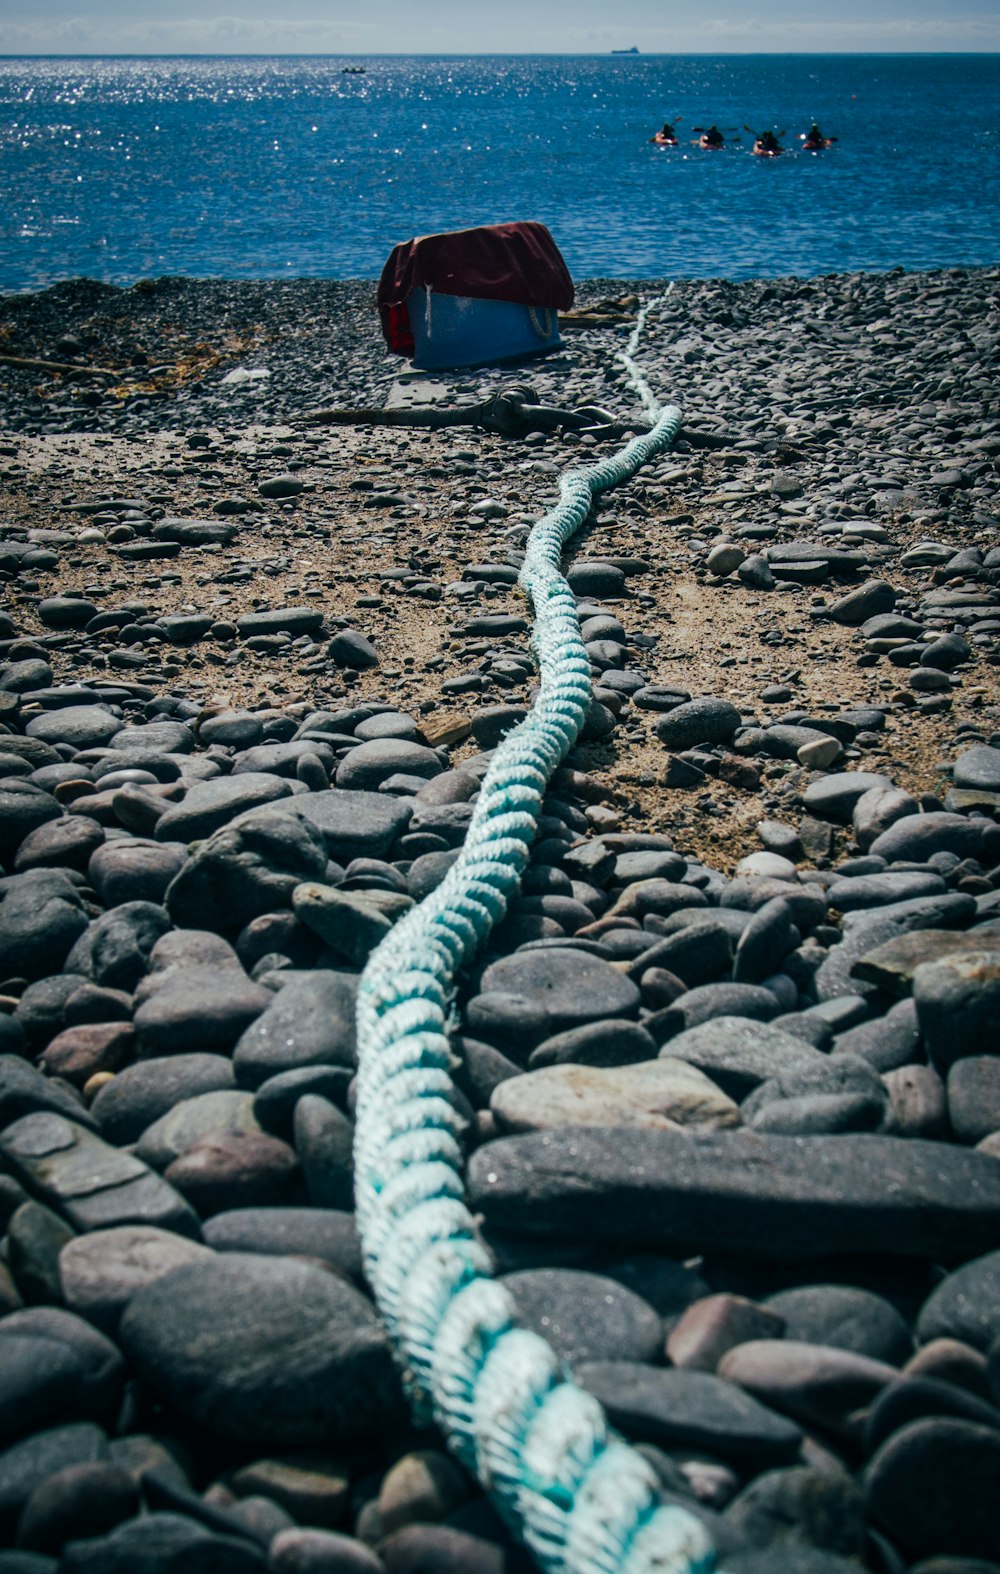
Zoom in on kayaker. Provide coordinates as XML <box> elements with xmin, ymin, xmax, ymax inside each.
<box><xmin>700</xmin><ymin>125</ymin><xmax>724</xmax><ymax>149</ymax></box>
<box><xmin>753</xmin><ymin>129</ymin><xmax>783</xmax><ymax>156</ymax></box>
<box><xmin>801</xmin><ymin>123</ymin><xmax>832</xmax><ymax>150</ymax></box>
<box><xmin>650</xmin><ymin>120</ymin><xmax>679</xmax><ymax>146</ymax></box>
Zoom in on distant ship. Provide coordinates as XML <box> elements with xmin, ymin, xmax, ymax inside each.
<box><xmin>611</xmin><ymin>46</ymin><xmax>639</xmax><ymax>53</ymax></box>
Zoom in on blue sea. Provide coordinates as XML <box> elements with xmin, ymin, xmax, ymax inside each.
<box><xmin>1</xmin><ymin>53</ymin><xmax>999</xmax><ymax>292</ymax></box>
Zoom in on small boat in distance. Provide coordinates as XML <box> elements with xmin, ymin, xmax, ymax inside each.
<box><xmin>341</xmin><ymin>65</ymin><xmax>366</xmax><ymax>74</ymax></box>
<box><xmin>611</xmin><ymin>47</ymin><xmax>640</xmax><ymax>54</ymax></box>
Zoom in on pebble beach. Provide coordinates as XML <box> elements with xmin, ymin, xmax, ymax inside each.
<box><xmin>0</xmin><ymin>264</ymin><xmax>999</xmax><ymax>1573</ymax></box>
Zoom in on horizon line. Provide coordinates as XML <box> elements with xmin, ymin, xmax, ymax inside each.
<box><xmin>3</xmin><ymin>48</ymin><xmax>1000</xmax><ymax>59</ymax></box>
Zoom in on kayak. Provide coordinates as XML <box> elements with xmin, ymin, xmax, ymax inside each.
<box><xmin>802</xmin><ymin>137</ymin><xmax>834</xmax><ymax>151</ymax></box>
<box><xmin>653</xmin><ymin>133</ymin><xmax>678</xmax><ymax>147</ymax></box>
<box><xmin>699</xmin><ymin>137</ymin><xmax>723</xmax><ymax>149</ymax></box>
<box><xmin>752</xmin><ymin>145</ymin><xmax>783</xmax><ymax>157</ymax></box>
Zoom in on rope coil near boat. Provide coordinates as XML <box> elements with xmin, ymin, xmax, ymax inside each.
<box><xmin>354</xmin><ymin>290</ymin><xmax>717</xmax><ymax>1574</ymax></box>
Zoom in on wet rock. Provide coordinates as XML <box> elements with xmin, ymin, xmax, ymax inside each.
<box><xmin>576</xmin><ymin>1361</ymin><xmax>802</xmax><ymax>1467</ymax></box>
<box><xmin>660</xmin><ymin>1018</ymin><xmax>830</xmax><ymax>1100</ymax></box>
<box><xmin>232</xmin><ymin>969</ymin><xmax>358</xmax><ymax>1088</ymax></box>
<box><xmin>165</xmin><ymin>806</ymin><xmax>328</xmax><ymax>930</ymax></box>
<box><xmin>468</xmin><ymin>1130</ymin><xmax>1000</xmax><ymax>1262</ymax></box>
<box><xmin>466</xmin><ymin>947</ymin><xmax>641</xmax><ymax>1050</ymax></box>
<box><xmin>64</xmin><ymin>901</ymin><xmax>171</xmax><ymax>992</ymax></box>
<box><xmin>500</xmin><ymin>1267</ymin><xmax>663</xmax><ymax>1366</ymax></box>
<box><xmin>90</xmin><ymin>1053</ymin><xmax>236</xmax><ymax>1145</ymax></box>
<box><xmin>762</xmin><ymin>1286</ymin><xmax>912</xmax><ymax>1365</ymax></box>
<box><xmin>917</xmin><ymin>1251</ymin><xmax>1000</xmax><ymax>1351</ymax></box>
<box><xmin>119</xmin><ymin>1253</ymin><xmax>403</xmax><ymax>1445</ymax></box>
<box><xmin>666</xmin><ymin>1294</ymin><xmax>786</xmax><ymax>1373</ymax></box>
<box><xmin>719</xmin><ymin>1339</ymin><xmax>897</xmax><ymax>1439</ymax></box>
<box><xmin>58</xmin><ymin>1225</ymin><xmax>213</xmax><ymax>1335</ymax></box>
<box><xmin>0</xmin><ymin>1113</ymin><xmax>200</xmax><ymax>1238</ymax></box>
<box><xmin>865</xmin><ymin>1418</ymin><xmax>1000</xmax><ymax>1560</ymax></box>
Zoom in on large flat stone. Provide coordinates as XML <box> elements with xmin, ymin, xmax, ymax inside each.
<box><xmin>0</xmin><ymin>1113</ymin><xmax>200</xmax><ymax>1238</ymax></box>
<box><xmin>468</xmin><ymin>1130</ymin><xmax>1000</xmax><ymax>1262</ymax></box>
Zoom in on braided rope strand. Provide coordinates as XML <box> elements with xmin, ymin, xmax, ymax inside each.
<box><xmin>356</xmin><ymin>294</ymin><xmax>713</xmax><ymax>1573</ymax></box>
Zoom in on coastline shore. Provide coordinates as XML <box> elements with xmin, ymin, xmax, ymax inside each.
<box><xmin>0</xmin><ymin>264</ymin><xmax>999</xmax><ymax>1570</ymax></box>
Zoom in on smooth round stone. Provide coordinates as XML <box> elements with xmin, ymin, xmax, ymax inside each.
<box><xmin>64</xmin><ymin>901</ymin><xmax>171</xmax><ymax>992</ymax></box>
<box><xmin>0</xmin><ymin>1309</ymin><xmax>122</xmax><ymax>1434</ymax></box>
<box><xmin>648</xmin><ymin>983</ymin><xmax>780</xmax><ymax>1045</ymax></box>
<box><xmin>660</xmin><ymin>1017</ymin><xmax>830</xmax><ymax>1100</ymax></box>
<box><xmin>269</xmin><ymin>1528</ymin><xmax>384</xmax><ymax>1573</ymax></box>
<box><xmin>164</xmin><ymin>807</ymin><xmax>329</xmax><ymax>931</ymax></box>
<box><xmin>743</xmin><ymin>1055</ymin><xmax>888</xmax><ymax>1137</ymax></box>
<box><xmin>135</xmin><ymin>1090</ymin><xmax>263</xmax><ymax>1171</ymax></box>
<box><xmin>133</xmin><ymin>967</ymin><xmax>271</xmax><ymax>1057</ymax></box>
<box><xmin>500</xmin><ymin>1268</ymin><xmax>663</xmax><ymax>1366</ymax></box>
<box><xmin>0</xmin><ymin>870</ymin><xmax>91</xmax><ymax>982</ymax></box>
<box><xmin>883</xmin><ymin>1064</ymin><xmax>949</xmax><ymax>1140</ymax></box>
<box><xmin>903</xmin><ymin>1337</ymin><xmax>991</xmax><ymax>1398</ymax></box>
<box><xmin>91</xmin><ymin>1055</ymin><xmax>235</xmax><ymax>1145</ymax></box>
<box><xmin>119</xmin><ymin>1253</ymin><xmax>403</xmax><ymax>1445</ymax></box>
<box><xmin>376</xmin><ymin>1449</ymin><xmax>472</xmax><ymax>1538</ymax></box>
<box><xmin>654</xmin><ymin>697</ymin><xmax>741</xmax><ymax>751</ymax></box>
<box><xmin>828</xmin><ymin>580</ymin><xmax>896</xmax><ymax>625</ymax></box>
<box><xmin>12</xmin><ymin>816</ymin><xmax>104</xmax><ymax>874</ymax></box>
<box><xmin>802</xmin><ymin>772</ymin><xmax>894</xmax><ymax>825</ymax></box>
<box><xmin>110</xmin><ymin>721</ymin><xmax>195</xmax><ymax>756</ymax></box>
<box><xmin>491</xmin><ymin>1059</ymin><xmax>739</xmax><ymax>1134</ymax></box>
<box><xmin>528</xmin><ymin>1018</ymin><xmax>658</xmax><ymax>1070</ymax></box>
<box><xmin>57</xmin><ymin>1226</ymin><xmax>213</xmax><ymax>1336</ymax></box>
<box><xmin>198</xmin><ymin>711</ymin><xmax>265</xmax><ymax>750</ymax></box>
<box><xmin>828</xmin><ymin>870</ymin><xmax>947</xmax><ymax>911</ymax></box>
<box><xmin>25</xmin><ymin>707</ymin><xmax>122</xmax><ymax>751</ymax></box>
<box><xmin>87</xmin><ymin>839</ymin><xmax>187</xmax><ymax>907</ymax></box>
<box><xmin>233</xmin><ymin>970</ymin><xmax>358</xmax><ymax>1089</ymax></box>
<box><xmin>576</xmin><ymin>1361</ymin><xmax>802</xmax><ymax>1468</ymax></box>
<box><xmin>864</xmin><ymin>1374</ymin><xmax>1000</xmax><ymax>1457</ymax></box>
<box><xmin>201</xmin><ymin>1208</ymin><xmax>361</xmax><ymax>1281</ymax></box>
<box><xmin>0</xmin><ymin>784</ymin><xmax>64</xmax><ymax>869</ymax></box>
<box><xmin>865</xmin><ymin>1418</ymin><xmax>1000</xmax><ymax>1559</ymax></box>
<box><xmin>0</xmin><ymin>1338</ymin><xmax>90</xmax><ymax>1449</ymax></box>
<box><xmin>15</xmin><ymin>1460</ymin><xmax>139</xmax><ymax>1554</ymax></box>
<box><xmin>724</xmin><ymin>1464</ymin><xmax>867</xmax><ymax>1560</ymax></box>
<box><xmin>154</xmin><ymin>773</ymin><xmax>296</xmax><ymax>843</ymax></box>
<box><xmin>38</xmin><ymin>1022</ymin><xmax>135</xmax><ymax>1088</ymax></box>
<box><xmin>913</xmin><ymin>951</ymin><xmax>1000</xmax><ymax>1071</ymax></box>
<box><xmin>719</xmin><ymin>1339</ymin><xmax>897</xmax><ymax>1439</ymax></box>
<box><xmin>917</xmin><ymin>1251</ymin><xmax>1000</xmax><ymax>1352</ymax></box>
<box><xmin>379</xmin><ymin>1524</ymin><xmax>524</xmax><ymax>1574</ymax></box>
<box><xmin>36</xmin><ymin>598</ymin><xmax>98</xmax><ymax>631</ymax></box>
<box><xmin>869</xmin><ymin>811</ymin><xmax>1000</xmax><ymax>865</ymax></box>
<box><xmin>732</xmin><ymin>897</ymin><xmax>797</xmax><ymax>985</ymax></box>
<box><xmin>666</xmin><ymin>1293</ymin><xmax>786</xmax><ymax>1373</ymax></box>
<box><xmin>335</xmin><ymin>739</ymin><xmax>443</xmax><ymax>791</ymax></box>
<box><xmin>852</xmin><ymin>785</ymin><xmax>921</xmax><ymax>850</ymax></box>
<box><xmin>164</xmin><ymin>1128</ymin><xmax>300</xmax><ymax>1216</ymax></box>
<box><xmin>947</xmin><ymin>1058</ymin><xmax>1000</xmax><ymax>1145</ymax></box>
<box><xmin>763</xmin><ymin>1286</ymin><xmax>912</xmax><ymax>1365</ymax></box>
<box><xmin>833</xmin><ymin>998</ymin><xmax>920</xmax><ymax>1073</ymax></box>
<box><xmin>954</xmin><ymin>745</ymin><xmax>1000</xmax><ymax>792</ymax></box>
<box><xmin>468</xmin><ymin>948</ymin><xmax>640</xmax><ymax>1049</ymax></box>
<box><xmin>293</xmin><ymin>1095</ymin><xmax>353</xmax><ymax>1211</ymax></box>
<box><xmin>55</xmin><ymin>1510</ymin><xmax>268</xmax><ymax>1573</ymax></box>
<box><xmin>0</xmin><ymin>1422</ymin><xmax>109</xmax><ymax>1544</ymax></box>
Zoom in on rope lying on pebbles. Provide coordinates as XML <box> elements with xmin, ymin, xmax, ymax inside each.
<box><xmin>355</xmin><ymin>298</ymin><xmax>716</xmax><ymax>1573</ymax></box>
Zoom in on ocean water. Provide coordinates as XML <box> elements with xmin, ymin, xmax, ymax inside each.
<box><xmin>1</xmin><ymin>53</ymin><xmax>999</xmax><ymax>291</ymax></box>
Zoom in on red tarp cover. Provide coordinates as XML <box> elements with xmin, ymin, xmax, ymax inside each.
<box><xmin>377</xmin><ymin>220</ymin><xmax>575</xmax><ymax>356</ymax></box>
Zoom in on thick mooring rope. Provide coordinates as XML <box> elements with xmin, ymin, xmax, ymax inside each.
<box><xmin>355</xmin><ymin>291</ymin><xmax>715</xmax><ymax>1574</ymax></box>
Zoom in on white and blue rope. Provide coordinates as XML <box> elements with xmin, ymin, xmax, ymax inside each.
<box><xmin>355</xmin><ymin>291</ymin><xmax>714</xmax><ymax>1574</ymax></box>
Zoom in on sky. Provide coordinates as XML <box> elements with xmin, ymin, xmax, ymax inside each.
<box><xmin>0</xmin><ymin>0</ymin><xmax>998</xmax><ymax>55</ymax></box>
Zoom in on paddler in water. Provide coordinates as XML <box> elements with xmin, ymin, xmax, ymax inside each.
<box><xmin>753</xmin><ymin>129</ymin><xmax>783</xmax><ymax>156</ymax></box>
<box><xmin>650</xmin><ymin>119</ymin><xmax>679</xmax><ymax>146</ymax></box>
<box><xmin>801</xmin><ymin>122</ymin><xmax>833</xmax><ymax>150</ymax></box>
<box><xmin>699</xmin><ymin>125</ymin><xmax>724</xmax><ymax>149</ymax></box>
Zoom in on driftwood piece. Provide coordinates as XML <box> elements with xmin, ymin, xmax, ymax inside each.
<box><xmin>0</xmin><ymin>353</ymin><xmax>120</xmax><ymax>378</ymax></box>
